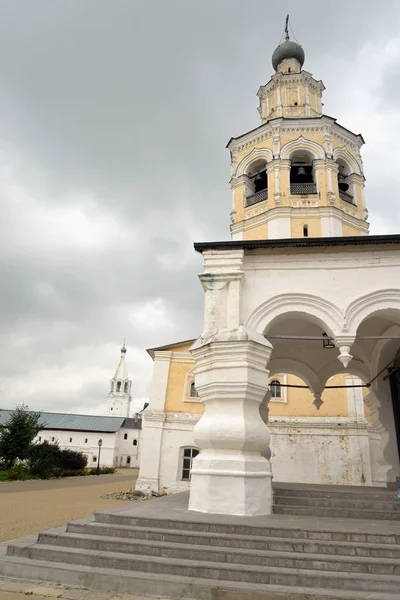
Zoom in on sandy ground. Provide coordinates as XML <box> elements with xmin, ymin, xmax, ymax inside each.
<box><xmin>0</xmin><ymin>469</ymin><xmax>138</xmax><ymax>543</ymax></box>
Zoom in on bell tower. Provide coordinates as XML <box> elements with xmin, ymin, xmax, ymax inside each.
<box><xmin>107</xmin><ymin>344</ymin><xmax>132</xmax><ymax>417</ymax></box>
<box><xmin>228</xmin><ymin>16</ymin><xmax>369</xmax><ymax>241</ymax></box>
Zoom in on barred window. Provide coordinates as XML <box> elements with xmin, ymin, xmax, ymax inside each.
<box><xmin>181</xmin><ymin>447</ymin><xmax>199</xmax><ymax>481</ymax></box>
<box><xmin>270</xmin><ymin>380</ymin><xmax>282</xmax><ymax>398</ymax></box>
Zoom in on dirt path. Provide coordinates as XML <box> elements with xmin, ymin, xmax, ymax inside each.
<box><xmin>0</xmin><ymin>470</ymin><xmax>138</xmax><ymax>542</ymax></box>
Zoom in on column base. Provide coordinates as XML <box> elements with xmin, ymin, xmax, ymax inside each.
<box><xmin>188</xmin><ymin>452</ymin><xmax>272</xmax><ymax>516</ymax></box>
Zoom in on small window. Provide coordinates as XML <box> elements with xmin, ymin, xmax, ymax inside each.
<box><xmin>133</xmin><ymin>439</ymin><xmax>138</xmax><ymax>446</ymax></box>
<box><xmin>181</xmin><ymin>447</ymin><xmax>199</xmax><ymax>481</ymax></box>
<box><xmin>303</xmin><ymin>224</ymin><xmax>308</xmax><ymax>237</ymax></box>
<box><xmin>190</xmin><ymin>381</ymin><xmax>198</xmax><ymax>398</ymax></box>
<box><xmin>124</xmin><ymin>382</ymin><xmax>129</xmax><ymax>393</ymax></box>
<box><xmin>110</xmin><ymin>382</ymin><xmax>114</xmax><ymax>392</ymax></box>
<box><xmin>124</xmin><ymin>433</ymin><xmax>128</xmax><ymax>440</ymax></box>
<box><xmin>38</xmin><ymin>436</ymin><xmax>41</xmax><ymax>442</ymax></box>
<box><xmin>288</xmin><ymin>67</ymin><xmax>291</xmax><ymax>73</ymax></box>
<box><xmin>92</xmin><ymin>456</ymin><xmax>97</xmax><ymax>462</ymax></box>
<box><xmin>294</xmin><ymin>101</ymin><xmax>298</xmax><ymax>106</ymax></box>
<box><xmin>270</xmin><ymin>380</ymin><xmax>282</xmax><ymax>399</ymax></box>
<box><xmin>51</xmin><ymin>437</ymin><xmax>55</xmax><ymax>442</ymax></box>
<box><xmin>127</xmin><ymin>456</ymin><xmax>131</xmax><ymax>465</ymax></box>
<box><xmin>85</xmin><ymin>438</ymin><xmax>88</xmax><ymax>444</ymax></box>
<box><xmin>116</xmin><ymin>381</ymin><xmax>121</xmax><ymax>392</ymax></box>
<box><xmin>110</xmin><ymin>407</ymin><xmax>113</xmax><ymax>411</ymax></box>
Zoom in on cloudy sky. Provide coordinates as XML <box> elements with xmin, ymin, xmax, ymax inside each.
<box><xmin>0</xmin><ymin>0</ymin><xmax>399</xmax><ymax>415</ymax></box>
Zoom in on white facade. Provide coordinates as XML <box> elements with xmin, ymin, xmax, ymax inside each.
<box><xmin>137</xmin><ymin>374</ymin><xmax>372</xmax><ymax>494</ymax></box>
<box><xmin>184</xmin><ymin>241</ymin><xmax>400</xmax><ymax>516</ymax></box>
<box><xmin>35</xmin><ymin>424</ymin><xmax>141</xmax><ymax>468</ymax></box>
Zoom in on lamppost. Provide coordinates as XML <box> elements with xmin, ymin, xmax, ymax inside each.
<box><xmin>96</xmin><ymin>439</ymin><xmax>103</xmax><ymax>475</ymax></box>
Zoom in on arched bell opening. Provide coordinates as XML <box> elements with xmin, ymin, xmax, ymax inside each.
<box><xmin>289</xmin><ymin>149</ymin><xmax>317</xmax><ymax>195</ymax></box>
<box><xmin>336</xmin><ymin>158</ymin><xmax>355</xmax><ymax>205</ymax></box>
<box><xmin>245</xmin><ymin>158</ymin><xmax>268</xmax><ymax>206</ymax></box>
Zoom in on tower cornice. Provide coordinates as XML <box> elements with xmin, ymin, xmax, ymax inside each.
<box><xmin>227</xmin><ymin>115</ymin><xmax>364</xmax><ymax>156</ymax></box>
<box><xmin>257</xmin><ymin>71</ymin><xmax>325</xmax><ymax>98</ymax></box>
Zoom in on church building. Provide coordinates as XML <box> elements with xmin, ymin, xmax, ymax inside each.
<box><xmin>136</xmin><ymin>21</ymin><xmax>400</xmax><ymax>517</ymax></box>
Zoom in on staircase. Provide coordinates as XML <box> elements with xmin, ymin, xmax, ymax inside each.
<box><xmin>1</xmin><ymin>489</ymin><xmax>400</xmax><ymax>600</ymax></box>
<box><xmin>273</xmin><ymin>483</ymin><xmax>400</xmax><ymax>520</ymax></box>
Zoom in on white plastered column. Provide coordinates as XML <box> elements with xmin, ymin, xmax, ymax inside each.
<box><xmin>188</xmin><ymin>327</ymin><xmax>273</xmax><ymax>516</ymax></box>
<box><xmin>188</xmin><ymin>249</ymin><xmax>273</xmax><ymax>516</ymax></box>
<box><xmin>135</xmin><ymin>353</ymin><xmax>171</xmax><ymax>493</ymax></box>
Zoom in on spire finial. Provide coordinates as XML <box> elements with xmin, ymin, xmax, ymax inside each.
<box><xmin>121</xmin><ymin>341</ymin><xmax>127</xmax><ymax>354</ymax></box>
<box><xmin>285</xmin><ymin>14</ymin><xmax>290</xmax><ymax>41</ymax></box>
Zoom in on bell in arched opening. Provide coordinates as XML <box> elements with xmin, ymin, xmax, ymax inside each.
<box><xmin>254</xmin><ymin>170</ymin><xmax>268</xmax><ymax>193</ymax></box>
<box><xmin>338</xmin><ymin>173</ymin><xmax>349</xmax><ymax>192</ymax></box>
<box><xmin>295</xmin><ymin>165</ymin><xmax>308</xmax><ymax>182</ymax></box>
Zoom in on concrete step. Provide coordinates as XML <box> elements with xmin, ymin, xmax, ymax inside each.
<box><xmin>2</xmin><ymin>555</ymin><xmax>400</xmax><ymax>600</ymax></box>
<box><xmin>273</xmin><ymin>505</ymin><xmax>400</xmax><ymax>521</ymax></box>
<box><xmin>273</xmin><ymin>495</ymin><xmax>400</xmax><ymax>511</ymax></box>
<box><xmin>273</xmin><ymin>486</ymin><xmax>398</xmax><ymax>501</ymax></box>
<box><xmin>6</xmin><ymin>543</ymin><xmax>400</xmax><ymax>593</ymax></box>
<box><xmin>37</xmin><ymin>531</ymin><xmax>400</xmax><ymax>575</ymax></box>
<box><xmin>94</xmin><ymin>512</ymin><xmax>400</xmax><ymax>542</ymax></box>
<box><xmin>67</xmin><ymin>521</ymin><xmax>400</xmax><ymax>559</ymax></box>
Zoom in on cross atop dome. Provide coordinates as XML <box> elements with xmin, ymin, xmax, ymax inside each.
<box><xmin>272</xmin><ymin>15</ymin><xmax>305</xmax><ymax>73</ymax></box>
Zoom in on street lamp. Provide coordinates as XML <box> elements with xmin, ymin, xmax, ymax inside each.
<box><xmin>96</xmin><ymin>439</ymin><xmax>103</xmax><ymax>475</ymax></box>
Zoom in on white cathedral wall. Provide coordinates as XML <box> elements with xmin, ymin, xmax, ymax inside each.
<box><xmin>268</xmin><ymin>417</ymin><xmax>372</xmax><ymax>485</ymax></box>
<box><xmin>143</xmin><ymin>413</ymin><xmax>373</xmax><ymax>492</ymax></box>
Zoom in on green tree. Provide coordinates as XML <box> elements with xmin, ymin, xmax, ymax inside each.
<box><xmin>28</xmin><ymin>441</ymin><xmax>61</xmax><ymax>478</ymax></box>
<box><xmin>0</xmin><ymin>405</ymin><xmax>41</xmax><ymax>469</ymax></box>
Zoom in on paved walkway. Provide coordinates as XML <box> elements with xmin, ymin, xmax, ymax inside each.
<box><xmin>0</xmin><ymin>577</ymin><xmax>159</xmax><ymax>599</ymax></box>
<box><xmin>0</xmin><ymin>470</ymin><xmax>138</xmax><ymax>543</ymax></box>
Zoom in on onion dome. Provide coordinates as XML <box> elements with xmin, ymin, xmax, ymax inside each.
<box><xmin>272</xmin><ymin>40</ymin><xmax>305</xmax><ymax>72</ymax></box>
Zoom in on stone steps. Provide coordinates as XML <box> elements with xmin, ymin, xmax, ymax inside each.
<box><xmin>2</xmin><ymin>555</ymin><xmax>400</xmax><ymax>600</ymax></box>
<box><xmin>273</xmin><ymin>495</ymin><xmax>400</xmax><ymax>512</ymax></box>
<box><xmin>2</xmin><ymin>489</ymin><xmax>400</xmax><ymax>599</ymax></box>
<box><xmin>94</xmin><ymin>511</ymin><xmax>400</xmax><ymax>541</ymax></box>
<box><xmin>67</xmin><ymin>521</ymin><xmax>400</xmax><ymax>558</ymax></box>
<box><xmin>272</xmin><ymin>487</ymin><xmax>400</xmax><ymax>520</ymax></box>
<box><xmin>37</xmin><ymin>531</ymin><xmax>400</xmax><ymax>575</ymax></box>
<box><xmin>6</xmin><ymin>543</ymin><xmax>400</xmax><ymax>593</ymax></box>
<box><xmin>273</xmin><ymin>504</ymin><xmax>400</xmax><ymax>520</ymax></box>
<box><xmin>273</xmin><ymin>486</ymin><xmax>398</xmax><ymax>501</ymax></box>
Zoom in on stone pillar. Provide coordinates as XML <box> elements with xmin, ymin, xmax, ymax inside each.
<box><xmin>188</xmin><ymin>326</ymin><xmax>273</xmax><ymax>516</ymax></box>
<box><xmin>135</xmin><ymin>352</ymin><xmax>171</xmax><ymax>493</ymax></box>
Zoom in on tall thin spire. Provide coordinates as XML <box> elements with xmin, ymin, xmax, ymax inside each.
<box><xmin>107</xmin><ymin>344</ymin><xmax>132</xmax><ymax>417</ymax></box>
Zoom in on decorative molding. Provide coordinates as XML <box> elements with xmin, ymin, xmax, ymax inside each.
<box><xmin>165</xmin><ymin>412</ymin><xmax>202</xmax><ymax>424</ymax></box>
<box><xmin>143</xmin><ymin>410</ymin><xmax>166</xmax><ymax>423</ymax></box>
<box><xmin>245</xmin><ymin>292</ymin><xmax>344</xmax><ymax>336</ymax></box>
<box><xmin>345</xmin><ymin>289</ymin><xmax>400</xmax><ymax>334</ymax></box>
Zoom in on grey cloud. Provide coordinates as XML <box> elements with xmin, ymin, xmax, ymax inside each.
<box><xmin>0</xmin><ymin>0</ymin><xmax>399</xmax><ymax>412</ymax></box>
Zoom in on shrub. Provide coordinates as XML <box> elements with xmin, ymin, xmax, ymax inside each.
<box><xmin>60</xmin><ymin>469</ymin><xmax>87</xmax><ymax>477</ymax></box>
<box><xmin>28</xmin><ymin>441</ymin><xmax>61</xmax><ymax>479</ymax></box>
<box><xmin>88</xmin><ymin>466</ymin><xmax>116</xmax><ymax>475</ymax></box>
<box><xmin>60</xmin><ymin>449</ymin><xmax>87</xmax><ymax>471</ymax></box>
<box><xmin>7</xmin><ymin>471</ymin><xmax>21</xmax><ymax>480</ymax></box>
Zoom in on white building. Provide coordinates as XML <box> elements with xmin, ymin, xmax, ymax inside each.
<box><xmin>0</xmin><ymin>345</ymin><xmax>143</xmax><ymax>469</ymax></box>
<box><xmin>136</xmin><ymin>24</ymin><xmax>400</xmax><ymax>515</ymax></box>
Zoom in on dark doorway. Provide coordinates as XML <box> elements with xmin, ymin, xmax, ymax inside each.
<box><xmin>389</xmin><ymin>350</ymin><xmax>400</xmax><ymax>455</ymax></box>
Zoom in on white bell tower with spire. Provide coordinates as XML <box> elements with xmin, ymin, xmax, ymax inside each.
<box><xmin>107</xmin><ymin>344</ymin><xmax>132</xmax><ymax>417</ymax></box>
